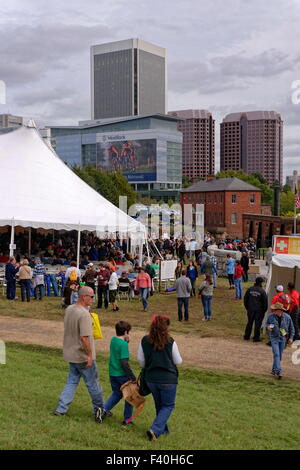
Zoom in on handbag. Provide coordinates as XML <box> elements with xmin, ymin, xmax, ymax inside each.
<box><xmin>120</xmin><ymin>380</ymin><xmax>145</xmax><ymax>424</ymax></box>
<box><xmin>90</xmin><ymin>312</ymin><xmax>103</xmax><ymax>339</ymax></box>
<box><xmin>137</xmin><ymin>368</ymin><xmax>151</xmax><ymax>396</ymax></box>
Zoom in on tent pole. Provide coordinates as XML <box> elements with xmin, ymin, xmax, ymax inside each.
<box><xmin>146</xmin><ymin>239</ymin><xmax>150</xmax><ymax>260</ymax></box>
<box><xmin>77</xmin><ymin>224</ymin><xmax>81</xmax><ymax>268</ymax></box>
<box><xmin>9</xmin><ymin>218</ymin><xmax>15</xmax><ymax>258</ymax></box>
<box><xmin>28</xmin><ymin>227</ymin><xmax>31</xmax><ymax>257</ymax></box>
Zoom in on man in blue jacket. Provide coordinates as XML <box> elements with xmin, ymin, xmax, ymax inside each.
<box><xmin>266</xmin><ymin>301</ymin><xmax>294</xmax><ymax>379</ymax></box>
<box><xmin>5</xmin><ymin>256</ymin><xmax>19</xmax><ymax>300</ymax></box>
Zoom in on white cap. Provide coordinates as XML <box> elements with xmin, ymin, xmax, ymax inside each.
<box><xmin>276</xmin><ymin>285</ymin><xmax>284</xmax><ymax>292</ymax></box>
<box><xmin>88</xmin><ymin>263</ymin><xmax>94</xmax><ymax>267</ymax></box>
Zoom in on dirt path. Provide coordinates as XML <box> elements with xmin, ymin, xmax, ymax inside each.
<box><xmin>1</xmin><ymin>315</ymin><xmax>300</xmax><ymax>380</ymax></box>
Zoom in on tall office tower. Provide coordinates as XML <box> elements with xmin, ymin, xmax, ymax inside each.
<box><xmin>0</xmin><ymin>114</ymin><xmax>23</xmax><ymax>128</ymax></box>
<box><xmin>220</xmin><ymin>111</ymin><xmax>283</xmax><ymax>185</ymax></box>
<box><xmin>91</xmin><ymin>38</ymin><xmax>167</xmax><ymax>120</ymax></box>
<box><xmin>168</xmin><ymin>109</ymin><xmax>215</xmax><ymax>181</ymax></box>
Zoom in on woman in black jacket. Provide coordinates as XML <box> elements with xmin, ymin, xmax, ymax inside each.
<box><xmin>137</xmin><ymin>315</ymin><xmax>182</xmax><ymax>441</ymax></box>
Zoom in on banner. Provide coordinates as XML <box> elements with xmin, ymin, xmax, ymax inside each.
<box><xmin>273</xmin><ymin>236</ymin><xmax>300</xmax><ymax>255</ymax></box>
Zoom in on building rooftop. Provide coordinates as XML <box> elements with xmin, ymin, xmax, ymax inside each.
<box><xmin>47</xmin><ymin>113</ymin><xmax>181</xmax><ymax>130</ymax></box>
<box><xmin>168</xmin><ymin>109</ymin><xmax>212</xmax><ymax>119</ymax></box>
<box><xmin>181</xmin><ymin>177</ymin><xmax>262</xmax><ymax>193</ymax></box>
<box><xmin>222</xmin><ymin>111</ymin><xmax>282</xmax><ymax>123</ymax></box>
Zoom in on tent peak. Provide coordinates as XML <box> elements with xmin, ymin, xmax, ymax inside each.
<box><xmin>26</xmin><ymin>119</ymin><xmax>37</xmax><ymax>128</ymax></box>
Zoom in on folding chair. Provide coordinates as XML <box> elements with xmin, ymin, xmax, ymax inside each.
<box><xmin>118</xmin><ymin>282</ymin><xmax>130</xmax><ymax>301</ymax></box>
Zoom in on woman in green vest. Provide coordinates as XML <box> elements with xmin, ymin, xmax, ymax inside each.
<box><xmin>137</xmin><ymin>315</ymin><xmax>182</xmax><ymax>441</ymax></box>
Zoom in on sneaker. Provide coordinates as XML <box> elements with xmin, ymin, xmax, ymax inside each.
<box><xmin>202</xmin><ymin>317</ymin><xmax>207</xmax><ymax>322</ymax></box>
<box><xmin>147</xmin><ymin>429</ymin><xmax>157</xmax><ymax>441</ymax></box>
<box><xmin>271</xmin><ymin>369</ymin><xmax>275</xmax><ymax>375</ymax></box>
<box><xmin>95</xmin><ymin>407</ymin><xmax>105</xmax><ymax>423</ymax></box>
<box><xmin>243</xmin><ymin>336</ymin><xmax>250</xmax><ymax>341</ymax></box>
<box><xmin>253</xmin><ymin>338</ymin><xmax>262</xmax><ymax>342</ymax></box>
<box><xmin>122</xmin><ymin>420</ymin><xmax>134</xmax><ymax>426</ymax></box>
<box><xmin>53</xmin><ymin>410</ymin><xmax>65</xmax><ymax>416</ymax></box>
<box><xmin>104</xmin><ymin>410</ymin><xmax>113</xmax><ymax>418</ymax></box>
<box><xmin>276</xmin><ymin>372</ymin><xmax>282</xmax><ymax>380</ymax></box>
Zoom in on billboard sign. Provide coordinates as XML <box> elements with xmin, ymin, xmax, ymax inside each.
<box><xmin>273</xmin><ymin>236</ymin><xmax>300</xmax><ymax>255</ymax></box>
<box><xmin>96</xmin><ymin>137</ymin><xmax>157</xmax><ymax>182</ymax></box>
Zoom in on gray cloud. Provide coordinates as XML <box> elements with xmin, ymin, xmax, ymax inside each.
<box><xmin>169</xmin><ymin>49</ymin><xmax>298</xmax><ymax>95</ymax></box>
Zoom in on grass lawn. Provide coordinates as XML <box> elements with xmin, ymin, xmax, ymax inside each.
<box><xmin>1</xmin><ymin>342</ymin><xmax>300</xmax><ymax>450</ymax></box>
<box><xmin>0</xmin><ymin>278</ymin><xmax>253</xmax><ymax>339</ymax></box>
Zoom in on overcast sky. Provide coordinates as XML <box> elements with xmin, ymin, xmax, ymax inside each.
<box><xmin>0</xmin><ymin>0</ymin><xmax>300</xmax><ymax>179</ymax></box>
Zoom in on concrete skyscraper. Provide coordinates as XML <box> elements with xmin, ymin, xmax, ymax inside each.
<box><xmin>168</xmin><ymin>109</ymin><xmax>215</xmax><ymax>181</ymax></box>
<box><xmin>91</xmin><ymin>38</ymin><xmax>167</xmax><ymax>120</ymax></box>
<box><xmin>220</xmin><ymin>111</ymin><xmax>283</xmax><ymax>185</ymax></box>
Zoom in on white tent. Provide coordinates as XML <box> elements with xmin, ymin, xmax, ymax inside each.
<box><xmin>266</xmin><ymin>254</ymin><xmax>300</xmax><ymax>305</ymax></box>
<box><xmin>0</xmin><ymin>122</ymin><xmax>146</xmax><ymax>258</ymax></box>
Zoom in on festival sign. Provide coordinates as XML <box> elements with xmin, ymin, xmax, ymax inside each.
<box><xmin>273</xmin><ymin>236</ymin><xmax>300</xmax><ymax>255</ymax></box>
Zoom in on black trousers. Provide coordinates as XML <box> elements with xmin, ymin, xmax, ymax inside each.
<box><xmin>97</xmin><ymin>285</ymin><xmax>108</xmax><ymax>309</ymax></box>
<box><xmin>228</xmin><ymin>274</ymin><xmax>234</xmax><ymax>286</ymax></box>
<box><xmin>244</xmin><ymin>310</ymin><xmax>264</xmax><ymax>340</ymax></box>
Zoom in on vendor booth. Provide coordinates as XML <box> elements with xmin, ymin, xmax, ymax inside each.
<box><xmin>266</xmin><ymin>236</ymin><xmax>300</xmax><ymax>305</ymax></box>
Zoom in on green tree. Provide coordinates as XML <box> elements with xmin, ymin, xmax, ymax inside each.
<box><xmin>280</xmin><ymin>190</ymin><xmax>295</xmax><ymax>216</ymax></box>
<box><xmin>72</xmin><ymin>166</ymin><xmax>136</xmax><ymax>209</ymax></box>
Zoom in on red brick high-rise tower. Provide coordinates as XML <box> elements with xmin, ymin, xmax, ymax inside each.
<box><xmin>220</xmin><ymin>111</ymin><xmax>283</xmax><ymax>185</ymax></box>
<box><xmin>168</xmin><ymin>109</ymin><xmax>215</xmax><ymax>182</ymax></box>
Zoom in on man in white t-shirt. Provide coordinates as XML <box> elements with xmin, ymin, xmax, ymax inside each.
<box><xmin>108</xmin><ymin>267</ymin><xmax>119</xmax><ymax>312</ymax></box>
<box><xmin>54</xmin><ymin>286</ymin><xmax>105</xmax><ymax>422</ymax></box>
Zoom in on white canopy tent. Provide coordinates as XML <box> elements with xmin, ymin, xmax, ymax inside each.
<box><xmin>266</xmin><ymin>254</ymin><xmax>300</xmax><ymax>305</ymax></box>
<box><xmin>0</xmin><ymin>122</ymin><xmax>146</xmax><ymax>263</ymax></box>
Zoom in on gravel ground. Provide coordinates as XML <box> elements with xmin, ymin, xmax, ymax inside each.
<box><xmin>1</xmin><ymin>315</ymin><xmax>300</xmax><ymax>380</ymax></box>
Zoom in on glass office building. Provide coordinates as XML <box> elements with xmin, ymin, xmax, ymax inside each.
<box><xmin>47</xmin><ymin>114</ymin><xmax>182</xmax><ymax>202</ymax></box>
<box><xmin>91</xmin><ymin>39</ymin><xmax>166</xmax><ymax>120</ymax></box>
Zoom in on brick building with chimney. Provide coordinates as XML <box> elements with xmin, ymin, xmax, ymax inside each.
<box><xmin>180</xmin><ymin>177</ymin><xmax>261</xmax><ymax>239</ymax></box>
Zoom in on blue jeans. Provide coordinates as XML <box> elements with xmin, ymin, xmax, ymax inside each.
<box><xmin>139</xmin><ymin>288</ymin><xmax>149</xmax><ymax>310</ymax></box>
<box><xmin>213</xmin><ymin>272</ymin><xmax>217</xmax><ymax>288</ymax></box>
<box><xmin>147</xmin><ymin>382</ymin><xmax>177</xmax><ymax>438</ymax></box>
<box><xmin>201</xmin><ymin>295</ymin><xmax>212</xmax><ymax>318</ymax></box>
<box><xmin>6</xmin><ymin>280</ymin><xmax>16</xmax><ymax>300</ymax></box>
<box><xmin>271</xmin><ymin>337</ymin><xmax>286</xmax><ymax>373</ymax></box>
<box><xmin>56</xmin><ymin>361</ymin><xmax>104</xmax><ymax>414</ymax></box>
<box><xmin>104</xmin><ymin>376</ymin><xmax>133</xmax><ymax>421</ymax></box>
<box><xmin>234</xmin><ymin>278</ymin><xmax>243</xmax><ymax>299</ymax></box>
<box><xmin>177</xmin><ymin>297</ymin><xmax>189</xmax><ymax>321</ymax></box>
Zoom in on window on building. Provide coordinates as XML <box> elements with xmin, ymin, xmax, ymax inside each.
<box><xmin>232</xmin><ymin>194</ymin><xmax>237</xmax><ymax>204</ymax></box>
<box><xmin>220</xmin><ymin>212</ymin><xmax>223</xmax><ymax>225</ymax></box>
<box><xmin>249</xmin><ymin>193</ymin><xmax>256</xmax><ymax>204</ymax></box>
<box><xmin>231</xmin><ymin>212</ymin><xmax>237</xmax><ymax>224</ymax></box>
<box><xmin>220</xmin><ymin>193</ymin><xmax>223</xmax><ymax>203</ymax></box>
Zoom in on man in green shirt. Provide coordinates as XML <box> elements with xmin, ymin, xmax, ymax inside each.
<box><xmin>102</xmin><ymin>321</ymin><xmax>136</xmax><ymax>426</ymax></box>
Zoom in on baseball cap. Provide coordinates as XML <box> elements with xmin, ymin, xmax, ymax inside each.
<box><xmin>88</xmin><ymin>263</ymin><xmax>94</xmax><ymax>267</ymax></box>
<box><xmin>255</xmin><ymin>277</ymin><xmax>264</xmax><ymax>284</ymax></box>
<box><xmin>276</xmin><ymin>285</ymin><xmax>284</xmax><ymax>292</ymax></box>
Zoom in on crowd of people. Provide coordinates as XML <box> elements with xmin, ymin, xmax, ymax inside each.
<box><xmin>4</xmin><ymin>230</ymin><xmax>298</xmax><ymax>441</ymax></box>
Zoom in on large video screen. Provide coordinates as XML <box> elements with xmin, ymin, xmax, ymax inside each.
<box><xmin>96</xmin><ymin>139</ymin><xmax>157</xmax><ymax>182</ymax></box>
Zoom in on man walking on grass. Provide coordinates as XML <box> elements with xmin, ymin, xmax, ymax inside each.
<box><xmin>54</xmin><ymin>286</ymin><xmax>105</xmax><ymax>422</ymax></box>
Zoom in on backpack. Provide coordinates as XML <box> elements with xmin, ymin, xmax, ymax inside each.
<box><xmin>70</xmin><ymin>269</ymin><xmax>77</xmax><ymax>282</ymax></box>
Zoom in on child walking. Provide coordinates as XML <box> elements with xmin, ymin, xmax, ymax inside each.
<box><xmin>101</xmin><ymin>321</ymin><xmax>136</xmax><ymax>425</ymax></box>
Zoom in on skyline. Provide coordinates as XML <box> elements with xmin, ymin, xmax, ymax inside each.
<box><xmin>0</xmin><ymin>0</ymin><xmax>299</xmax><ymax>180</ymax></box>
